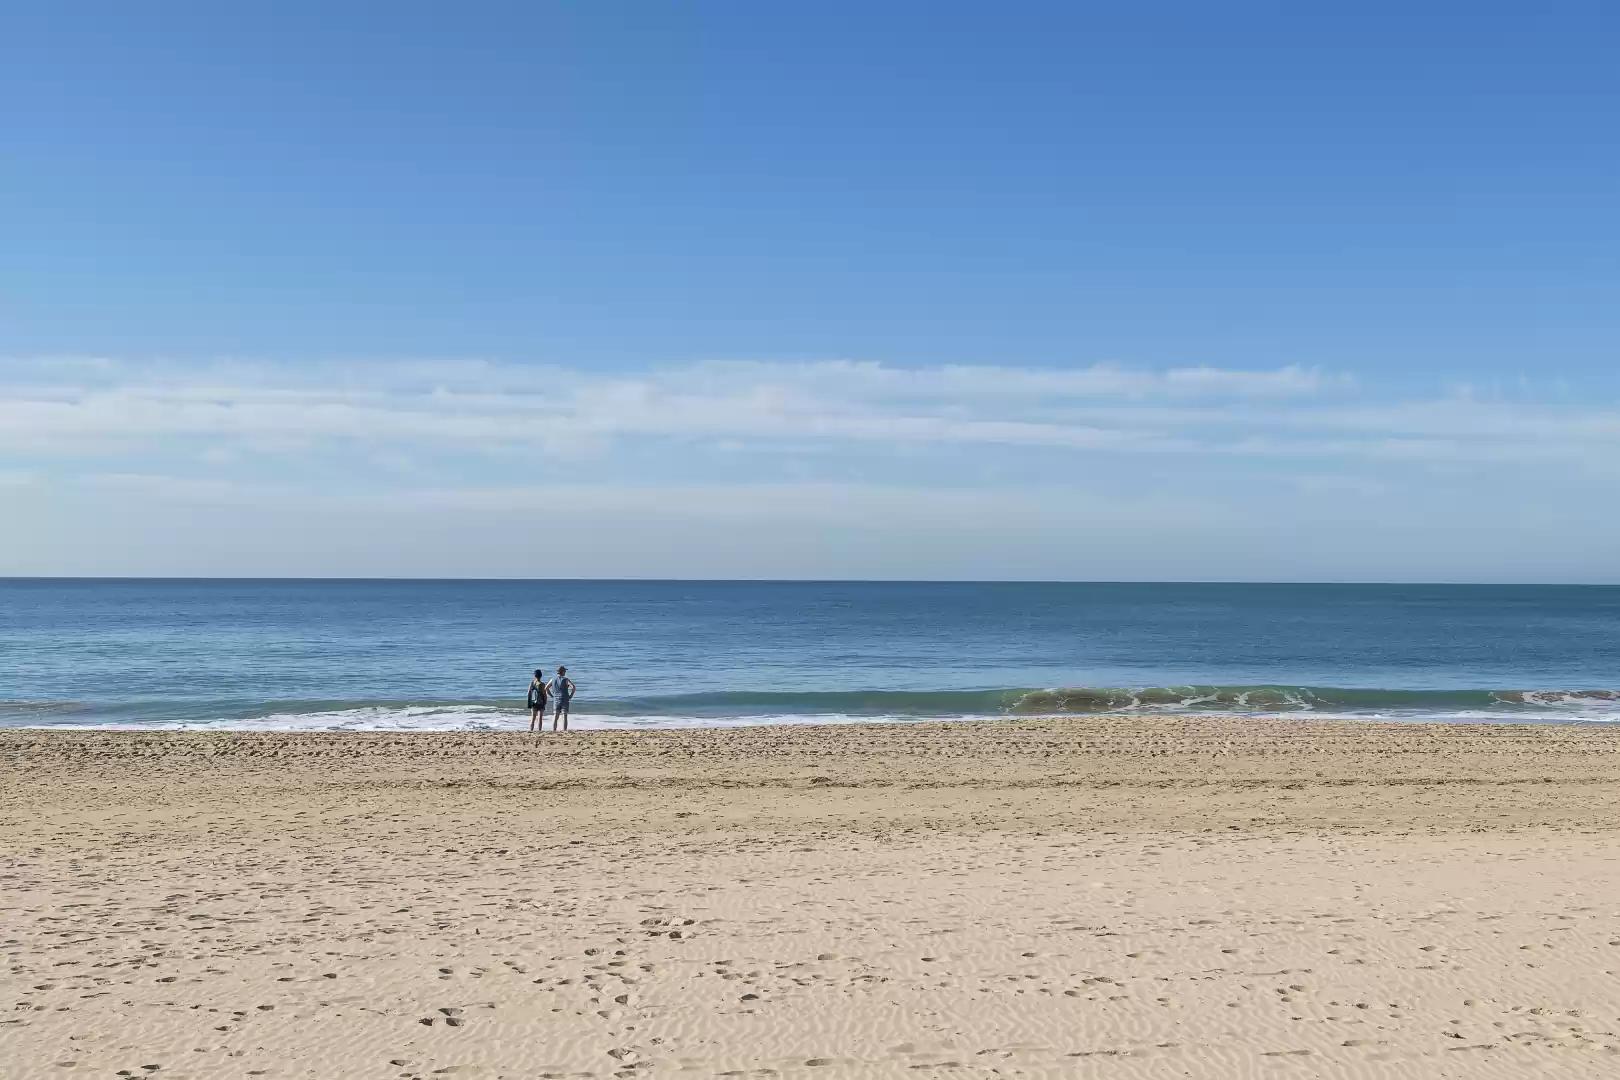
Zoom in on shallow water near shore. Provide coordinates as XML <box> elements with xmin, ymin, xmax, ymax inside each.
<box><xmin>4</xmin><ymin>578</ymin><xmax>1620</xmax><ymax>730</ymax></box>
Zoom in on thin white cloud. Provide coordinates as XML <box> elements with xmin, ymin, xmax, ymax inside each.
<box><xmin>0</xmin><ymin>356</ymin><xmax>1615</xmax><ymax>471</ymax></box>
<box><xmin>0</xmin><ymin>356</ymin><xmax>1322</xmax><ymax>454</ymax></box>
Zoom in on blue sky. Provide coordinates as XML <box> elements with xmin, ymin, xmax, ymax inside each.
<box><xmin>2</xmin><ymin>2</ymin><xmax>1618</xmax><ymax>579</ymax></box>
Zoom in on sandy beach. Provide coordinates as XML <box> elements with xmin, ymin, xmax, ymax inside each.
<box><xmin>6</xmin><ymin>716</ymin><xmax>1620</xmax><ymax>1078</ymax></box>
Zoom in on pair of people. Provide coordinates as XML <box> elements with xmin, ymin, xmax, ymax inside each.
<box><xmin>528</xmin><ymin>665</ymin><xmax>576</xmax><ymax>733</ymax></box>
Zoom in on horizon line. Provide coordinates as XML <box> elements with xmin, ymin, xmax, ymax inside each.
<box><xmin>4</xmin><ymin>576</ymin><xmax>1620</xmax><ymax>588</ymax></box>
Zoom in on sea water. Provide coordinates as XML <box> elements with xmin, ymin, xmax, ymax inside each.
<box><xmin>3</xmin><ymin>579</ymin><xmax>1619</xmax><ymax>731</ymax></box>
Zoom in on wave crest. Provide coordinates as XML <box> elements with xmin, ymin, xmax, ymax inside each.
<box><xmin>1009</xmin><ymin>686</ymin><xmax>1620</xmax><ymax>715</ymax></box>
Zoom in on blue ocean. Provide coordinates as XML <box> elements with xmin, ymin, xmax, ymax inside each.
<box><xmin>3</xmin><ymin>580</ymin><xmax>1619</xmax><ymax>731</ymax></box>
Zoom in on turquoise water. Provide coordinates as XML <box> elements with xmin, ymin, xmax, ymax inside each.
<box><xmin>3</xmin><ymin>580</ymin><xmax>1619</xmax><ymax>730</ymax></box>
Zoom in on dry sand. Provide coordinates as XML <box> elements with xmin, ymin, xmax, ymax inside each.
<box><xmin>5</xmin><ymin>716</ymin><xmax>1620</xmax><ymax>1078</ymax></box>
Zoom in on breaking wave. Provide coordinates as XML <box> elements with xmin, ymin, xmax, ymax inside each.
<box><xmin>1004</xmin><ymin>686</ymin><xmax>1620</xmax><ymax>716</ymax></box>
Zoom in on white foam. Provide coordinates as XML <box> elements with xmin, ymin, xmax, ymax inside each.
<box><xmin>24</xmin><ymin>702</ymin><xmax>1620</xmax><ymax>733</ymax></box>
<box><xmin>30</xmin><ymin>706</ymin><xmax>967</xmax><ymax>734</ymax></box>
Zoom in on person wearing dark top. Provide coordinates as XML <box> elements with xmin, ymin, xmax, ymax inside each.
<box><xmin>527</xmin><ymin>668</ymin><xmax>549</xmax><ymax>733</ymax></box>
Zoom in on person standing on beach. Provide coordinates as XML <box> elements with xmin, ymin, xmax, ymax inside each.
<box><xmin>527</xmin><ymin>668</ymin><xmax>549</xmax><ymax>733</ymax></box>
<box><xmin>547</xmin><ymin>665</ymin><xmax>575</xmax><ymax>732</ymax></box>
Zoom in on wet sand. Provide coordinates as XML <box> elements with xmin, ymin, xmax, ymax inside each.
<box><xmin>5</xmin><ymin>716</ymin><xmax>1620</xmax><ymax>1078</ymax></box>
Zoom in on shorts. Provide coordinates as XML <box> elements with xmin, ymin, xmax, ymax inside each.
<box><xmin>553</xmin><ymin>697</ymin><xmax>571</xmax><ymax>714</ymax></box>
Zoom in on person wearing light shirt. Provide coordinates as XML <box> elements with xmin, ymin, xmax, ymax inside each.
<box><xmin>546</xmin><ymin>666</ymin><xmax>576</xmax><ymax>732</ymax></box>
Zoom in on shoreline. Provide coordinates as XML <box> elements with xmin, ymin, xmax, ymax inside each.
<box><xmin>7</xmin><ymin>716</ymin><xmax>1620</xmax><ymax>1076</ymax></box>
<box><xmin>9</xmin><ymin>706</ymin><xmax>1620</xmax><ymax>735</ymax></box>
